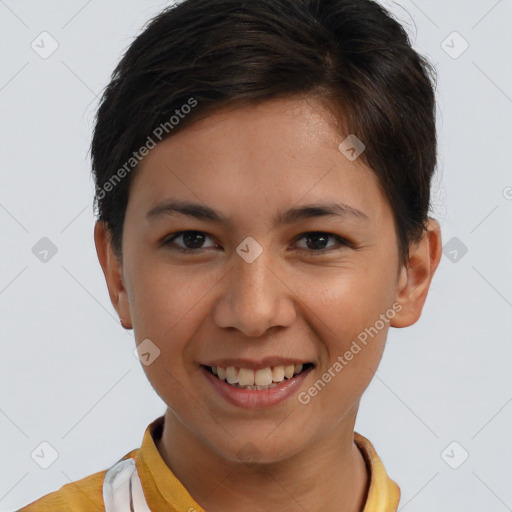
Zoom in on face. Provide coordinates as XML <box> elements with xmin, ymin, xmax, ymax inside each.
<box><xmin>96</xmin><ymin>96</ymin><xmax>437</xmax><ymax>463</ymax></box>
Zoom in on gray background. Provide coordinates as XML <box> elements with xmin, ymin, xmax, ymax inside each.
<box><xmin>1</xmin><ymin>0</ymin><xmax>511</xmax><ymax>510</ymax></box>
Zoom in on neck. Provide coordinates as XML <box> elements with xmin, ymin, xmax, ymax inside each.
<box><xmin>156</xmin><ymin>408</ymin><xmax>370</xmax><ymax>512</ymax></box>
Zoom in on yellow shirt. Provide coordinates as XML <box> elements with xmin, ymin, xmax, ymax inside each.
<box><xmin>18</xmin><ymin>416</ymin><xmax>400</xmax><ymax>511</ymax></box>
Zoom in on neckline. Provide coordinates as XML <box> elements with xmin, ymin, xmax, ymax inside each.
<box><xmin>140</xmin><ymin>416</ymin><xmax>399</xmax><ymax>511</ymax></box>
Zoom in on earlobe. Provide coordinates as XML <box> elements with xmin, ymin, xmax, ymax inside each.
<box><xmin>391</xmin><ymin>218</ymin><xmax>442</xmax><ymax>328</ymax></box>
<box><xmin>93</xmin><ymin>221</ymin><xmax>133</xmax><ymax>330</ymax></box>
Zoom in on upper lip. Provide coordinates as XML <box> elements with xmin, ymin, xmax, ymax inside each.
<box><xmin>202</xmin><ymin>358</ymin><xmax>313</xmax><ymax>370</ymax></box>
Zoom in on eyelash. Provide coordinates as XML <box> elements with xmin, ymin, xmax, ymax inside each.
<box><xmin>161</xmin><ymin>231</ymin><xmax>352</xmax><ymax>255</ymax></box>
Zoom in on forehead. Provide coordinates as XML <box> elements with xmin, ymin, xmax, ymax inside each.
<box><xmin>126</xmin><ymin>96</ymin><xmax>389</xmax><ymax>229</ymax></box>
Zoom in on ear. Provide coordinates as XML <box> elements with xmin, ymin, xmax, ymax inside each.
<box><xmin>391</xmin><ymin>218</ymin><xmax>442</xmax><ymax>328</ymax></box>
<box><xmin>93</xmin><ymin>220</ymin><xmax>133</xmax><ymax>330</ymax></box>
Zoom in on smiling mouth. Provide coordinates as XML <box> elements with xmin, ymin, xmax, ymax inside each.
<box><xmin>202</xmin><ymin>363</ymin><xmax>314</xmax><ymax>390</ymax></box>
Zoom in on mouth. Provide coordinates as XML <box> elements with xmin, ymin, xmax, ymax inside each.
<box><xmin>201</xmin><ymin>362</ymin><xmax>315</xmax><ymax>391</ymax></box>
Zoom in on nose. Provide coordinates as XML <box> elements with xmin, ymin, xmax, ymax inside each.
<box><xmin>212</xmin><ymin>250</ymin><xmax>296</xmax><ymax>338</ymax></box>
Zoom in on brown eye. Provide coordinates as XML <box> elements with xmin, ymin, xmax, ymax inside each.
<box><xmin>294</xmin><ymin>232</ymin><xmax>350</xmax><ymax>253</ymax></box>
<box><xmin>163</xmin><ymin>231</ymin><xmax>218</xmax><ymax>252</ymax></box>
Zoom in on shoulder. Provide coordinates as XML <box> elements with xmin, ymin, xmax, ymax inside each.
<box><xmin>17</xmin><ymin>450</ymin><xmax>138</xmax><ymax>512</ymax></box>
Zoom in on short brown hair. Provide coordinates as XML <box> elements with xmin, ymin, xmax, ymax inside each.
<box><xmin>91</xmin><ymin>0</ymin><xmax>437</xmax><ymax>266</ymax></box>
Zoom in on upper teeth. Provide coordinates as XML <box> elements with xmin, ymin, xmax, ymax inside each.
<box><xmin>212</xmin><ymin>364</ymin><xmax>304</xmax><ymax>387</ymax></box>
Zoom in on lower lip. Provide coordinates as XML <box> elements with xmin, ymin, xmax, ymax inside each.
<box><xmin>200</xmin><ymin>366</ymin><xmax>313</xmax><ymax>409</ymax></box>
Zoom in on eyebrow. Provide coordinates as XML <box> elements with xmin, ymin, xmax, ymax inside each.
<box><xmin>146</xmin><ymin>199</ymin><xmax>370</xmax><ymax>227</ymax></box>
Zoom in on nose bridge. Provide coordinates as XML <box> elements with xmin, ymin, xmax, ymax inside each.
<box><xmin>233</xmin><ymin>245</ymin><xmax>279</xmax><ymax>311</ymax></box>
<box><xmin>235</xmin><ymin>246</ymin><xmax>275</xmax><ymax>297</ymax></box>
<box><xmin>213</xmin><ymin>243</ymin><xmax>295</xmax><ymax>337</ymax></box>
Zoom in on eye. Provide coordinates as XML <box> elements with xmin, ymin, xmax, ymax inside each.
<box><xmin>162</xmin><ymin>231</ymin><xmax>219</xmax><ymax>253</ymax></box>
<box><xmin>293</xmin><ymin>231</ymin><xmax>351</xmax><ymax>254</ymax></box>
<box><xmin>162</xmin><ymin>230</ymin><xmax>351</xmax><ymax>254</ymax></box>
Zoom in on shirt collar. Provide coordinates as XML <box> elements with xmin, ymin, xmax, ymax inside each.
<box><xmin>354</xmin><ymin>432</ymin><xmax>401</xmax><ymax>511</ymax></box>
<box><xmin>135</xmin><ymin>416</ymin><xmax>400</xmax><ymax>511</ymax></box>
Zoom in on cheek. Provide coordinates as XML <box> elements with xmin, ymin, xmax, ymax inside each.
<box><xmin>295</xmin><ymin>258</ymin><xmax>397</xmax><ymax>384</ymax></box>
<box><xmin>301</xmin><ymin>263</ymin><xmax>396</xmax><ymax>334</ymax></box>
<box><xmin>127</xmin><ymin>258</ymin><xmax>204</xmax><ymax>335</ymax></box>
<box><xmin>128</xmin><ymin>269</ymin><xmax>206</xmax><ymax>406</ymax></box>
<box><xmin>127</xmin><ymin>264</ymin><xmax>226</xmax><ymax>384</ymax></box>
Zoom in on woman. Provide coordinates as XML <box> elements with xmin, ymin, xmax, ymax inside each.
<box><xmin>19</xmin><ymin>0</ymin><xmax>441</xmax><ymax>510</ymax></box>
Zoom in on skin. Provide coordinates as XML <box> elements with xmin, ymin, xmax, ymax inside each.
<box><xmin>94</xmin><ymin>96</ymin><xmax>442</xmax><ymax>511</ymax></box>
